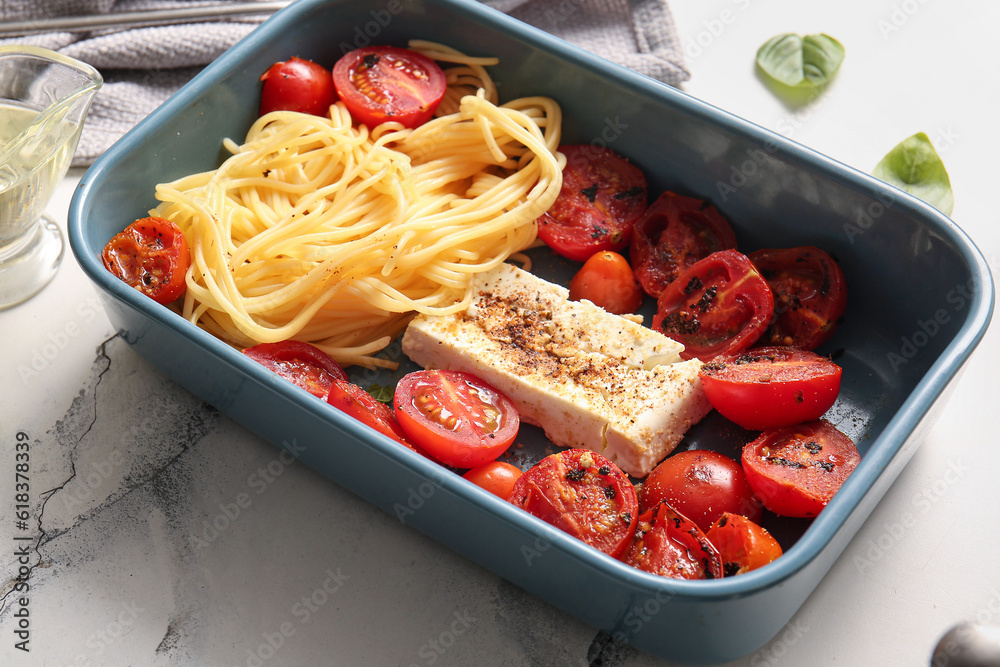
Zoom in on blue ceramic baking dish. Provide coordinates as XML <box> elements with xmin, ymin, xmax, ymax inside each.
<box><xmin>68</xmin><ymin>0</ymin><xmax>994</xmax><ymax>663</ymax></box>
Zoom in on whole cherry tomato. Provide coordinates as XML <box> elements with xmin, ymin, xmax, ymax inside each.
<box><xmin>568</xmin><ymin>251</ymin><xmax>644</xmax><ymax>314</ymax></box>
<box><xmin>639</xmin><ymin>450</ymin><xmax>763</xmax><ymax>532</ymax></box>
<box><xmin>463</xmin><ymin>461</ymin><xmax>523</xmax><ymax>499</ymax></box>
<box><xmin>259</xmin><ymin>56</ymin><xmax>336</xmax><ymax>117</ymax></box>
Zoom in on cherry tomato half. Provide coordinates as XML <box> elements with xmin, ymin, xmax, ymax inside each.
<box><xmin>749</xmin><ymin>246</ymin><xmax>848</xmax><ymax>350</ymax></box>
<box><xmin>463</xmin><ymin>461</ymin><xmax>523</xmax><ymax>500</ymax></box>
<box><xmin>706</xmin><ymin>512</ymin><xmax>783</xmax><ymax>576</ymax></box>
<box><xmin>510</xmin><ymin>449</ymin><xmax>638</xmax><ymax>558</ymax></box>
<box><xmin>242</xmin><ymin>340</ymin><xmax>348</xmax><ymax>399</ymax></box>
<box><xmin>699</xmin><ymin>346</ymin><xmax>842</xmax><ymax>431</ymax></box>
<box><xmin>102</xmin><ymin>216</ymin><xmax>190</xmax><ymax>305</ymax></box>
<box><xmin>332</xmin><ymin>46</ymin><xmax>446</xmax><ymax>129</ymax></box>
<box><xmin>394</xmin><ymin>370</ymin><xmax>519</xmax><ymax>468</ymax></box>
<box><xmin>639</xmin><ymin>450</ymin><xmax>763</xmax><ymax>532</ymax></box>
<box><xmin>651</xmin><ymin>249</ymin><xmax>774</xmax><ymax>361</ymax></box>
<box><xmin>630</xmin><ymin>191</ymin><xmax>737</xmax><ymax>298</ymax></box>
<box><xmin>619</xmin><ymin>500</ymin><xmax>723</xmax><ymax>580</ymax></box>
<box><xmin>568</xmin><ymin>251</ymin><xmax>644</xmax><ymax>314</ymax></box>
<box><xmin>327</xmin><ymin>379</ymin><xmax>426</xmax><ymax>456</ymax></box>
<box><xmin>259</xmin><ymin>57</ymin><xmax>337</xmax><ymax>117</ymax></box>
<box><xmin>536</xmin><ymin>145</ymin><xmax>648</xmax><ymax>262</ymax></box>
<box><xmin>741</xmin><ymin>419</ymin><xmax>860</xmax><ymax>518</ymax></box>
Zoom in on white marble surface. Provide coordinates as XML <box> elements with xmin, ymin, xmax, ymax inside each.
<box><xmin>2</xmin><ymin>0</ymin><xmax>999</xmax><ymax>665</ymax></box>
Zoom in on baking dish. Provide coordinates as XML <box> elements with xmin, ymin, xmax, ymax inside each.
<box><xmin>67</xmin><ymin>0</ymin><xmax>994</xmax><ymax>663</ymax></box>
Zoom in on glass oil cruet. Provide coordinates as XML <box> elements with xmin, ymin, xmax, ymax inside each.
<box><xmin>0</xmin><ymin>45</ymin><xmax>102</xmax><ymax>308</ymax></box>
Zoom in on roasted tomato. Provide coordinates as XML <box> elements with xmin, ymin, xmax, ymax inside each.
<box><xmin>630</xmin><ymin>191</ymin><xmax>737</xmax><ymax>298</ymax></box>
<box><xmin>332</xmin><ymin>46</ymin><xmax>446</xmax><ymax>129</ymax></box>
<box><xmin>619</xmin><ymin>500</ymin><xmax>723</xmax><ymax>580</ymax></box>
<box><xmin>568</xmin><ymin>250</ymin><xmax>644</xmax><ymax>314</ymax></box>
<box><xmin>102</xmin><ymin>216</ymin><xmax>190</xmax><ymax>305</ymax></box>
<box><xmin>393</xmin><ymin>370</ymin><xmax>519</xmax><ymax>468</ymax></box>
<box><xmin>742</xmin><ymin>419</ymin><xmax>860</xmax><ymax>518</ymax></box>
<box><xmin>698</xmin><ymin>346</ymin><xmax>842</xmax><ymax>431</ymax></box>
<box><xmin>651</xmin><ymin>249</ymin><xmax>774</xmax><ymax>361</ymax></box>
<box><xmin>259</xmin><ymin>57</ymin><xmax>337</xmax><ymax>117</ymax></box>
<box><xmin>510</xmin><ymin>449</ymin><xmax>638</xmax><ymax>558</ymax></box>
<box><xmin>242</xmin><ymin>340</ymin><xmax>348</xmax><ymax>399</ymax></box>
<box><xmin>462</xmin><ymin>461</ymin><xmax>523</xmax><ymax>500</ymax></box>
<box><xmin>706</xmin><ymin>512</ymin><xmax>783</xmax><ymax>576</ymax></box>
<box><xmin>536</xmin><ymin>145</ymin><xmax>648</xmax><ymax>262</ymax></box>
<box><xmin>639</xmin><ymin>450</ymin><xmax>763</xmax><ymax>532</ymax></box>
<box><xmin>749</xmin><ymin>246</ymin><xmax>848</xmax><ymax>350</ymax></box>
<box><xmin>327</xmin><ymin>379</ymin><xmax>426</xmax><ymax>456</ymax></box>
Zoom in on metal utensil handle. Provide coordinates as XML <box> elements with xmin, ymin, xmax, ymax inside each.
<box><xmin>0</xmin><ymin>2</ymin><xmax>292</xmax><ymax>38</ymax></box>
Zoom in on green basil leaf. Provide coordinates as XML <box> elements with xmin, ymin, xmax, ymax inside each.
<box><xmin>756</xmin><ymin>33</ymin><xmax>845</xmax><ymax>88</ymax></box>
<box><xmin>873</xmin><ymin>133</ymin><xmax>955</xmax><ymax>215</ymax></box>
<box><xmin>367</xmin><ymin>383</ymin><xmax>394</xmax><ymax>403</ymax></box>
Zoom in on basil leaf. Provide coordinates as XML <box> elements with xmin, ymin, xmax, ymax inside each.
<box><xmin>367</xmin><ymin>383</ymin><xmax>394</xmax><ymax>403</ymax></box>
<box><xmin>873</xmin><ymin>133</ymin><xmax>955</xmax><ymax>215</ymax></box>
<box><xmin>756</xmin><ymin>33</ymin><xmax>845</xmax><ymax>88</ymax></box>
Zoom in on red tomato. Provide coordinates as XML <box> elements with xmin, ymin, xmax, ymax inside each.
<box><xmin>749</xmin><ymin>246</ymin><xmax>848</xmax><ymax>350</ymax></box>
<box><xmin>463</xmin><ymin>461</ymin><xmax>523</xmax><ymax>499</ymax></box>
<box><xmin>241</xmin><ymin>340</ymin><xmax>347</xmax><ymax>399</ymax></box>
<box><xmin>393</xmin><ymin>370</ymin><xmax>519</xmax><ymax>468</ymax></box>
<box><xmin>509</xmin><ymin>449</ymin><xmax>638</xmax><ymax>558</ymax></box>
<box><xmin>630</xmin><ymin>191</ymin><xmax>737</xmax><ymax>298</ymax></box>
<box><xmin>327</xmin><ymin>379</ymin><xmax>426</xmax><ymax>455</ymax></box>
<box><xmin>259</xmin><ymin>57</ymin><xmax>337</xmax><ymax>117</ymax></box>
<box><xmin>639</xmin><ymin>450</ymin><xmax>762</xmax><ymax>532</ymax></box>
<box><xmin>332</xmin><ymin>46</ymin><xmax>446</xmax><ymax>129</ymax></box>
<box><xmin>102</xmin><ymin>216</ymin><xmax>190</xmax><ymax>305</ymax></box>
<box><xmin>651</xmin><ymin>249</ymin><xmax>774</xmax><ymax>361</ymax></box>
<box><xmin>568</xmin><ymin>251</ymin><xmax>644</xmax><ymax>314</ymax></box>
<box><xmin>698</xmin><ymin>346</ymin><xmax>842</xmax><ymax>431</ymax></box>
<box><xmin>741</xmin><ymin>419</ymin><xmax>860</xmax><ymax>518</ymax></box>
<box><xmin>619</xmin><ymin>500</ymin><xmax>723</xmax><ymax>580</ymax></box>
<box><xmin>706</xmin><ymin>512</ymin><xmax>783</xmax><ymax>576</ymax></box>
<box><xmin>536</xmin><ymin>145</ymin><xmax>648</xmax><ymax>262</ymax></box>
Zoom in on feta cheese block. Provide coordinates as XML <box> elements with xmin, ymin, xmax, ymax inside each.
<box><xmin>400</xmin><ymin>263</ymin><xmax>712</xmax><ymax>477</ymax></box>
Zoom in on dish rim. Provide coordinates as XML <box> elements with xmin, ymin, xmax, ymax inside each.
<box><xmin>67</xmin><ymin>0</ymin><xmax>996</xmax><ymax>605</ymax></box>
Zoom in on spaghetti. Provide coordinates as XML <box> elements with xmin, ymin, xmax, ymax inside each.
<box><xmin>152</xmin><ymin>42</ymin><xmax>564</xmax><ymax>368</ymax></box>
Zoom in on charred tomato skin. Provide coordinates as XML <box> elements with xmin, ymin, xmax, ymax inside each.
<box><xmin>510</xmin><ymin>449</ymin><xmax>638</xmax><ymax>558</ymax></box>
<box><xmin>651</xmin><ymin>249</ymin><xmax>774</xmax><ymax>361</ymax></box>
<box><xmin>748</xmin><ymin>246</ymin><xmax>848</xmax><ymax>350</ymax></box>
<box><xmin>699</xmin><ymin>346</ymin><xmax>842</xmax><ymax>430</ymax></box>
<box><xmin>630</xmin><ymin>190</ymin><xmax>737</xmax><ymax>298</ymax></box>
<box><xmin>102</xmin><ymin>216</ymin><xmax>190</xmax><ymax>305</ymax></box>
<box><xmin>619</xmin><ymin>500</ymin><xmax>724</xmax><ymax>580</ymax></box>
<box><xmin>742</xmin><ymin>419</ymin><xmax>860</xmax><ymax>518</ymax></box>
<box><xmin>536</xmin><ymin>145</ymin><xmax>648</xmax><ymax>262</ymax></box>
